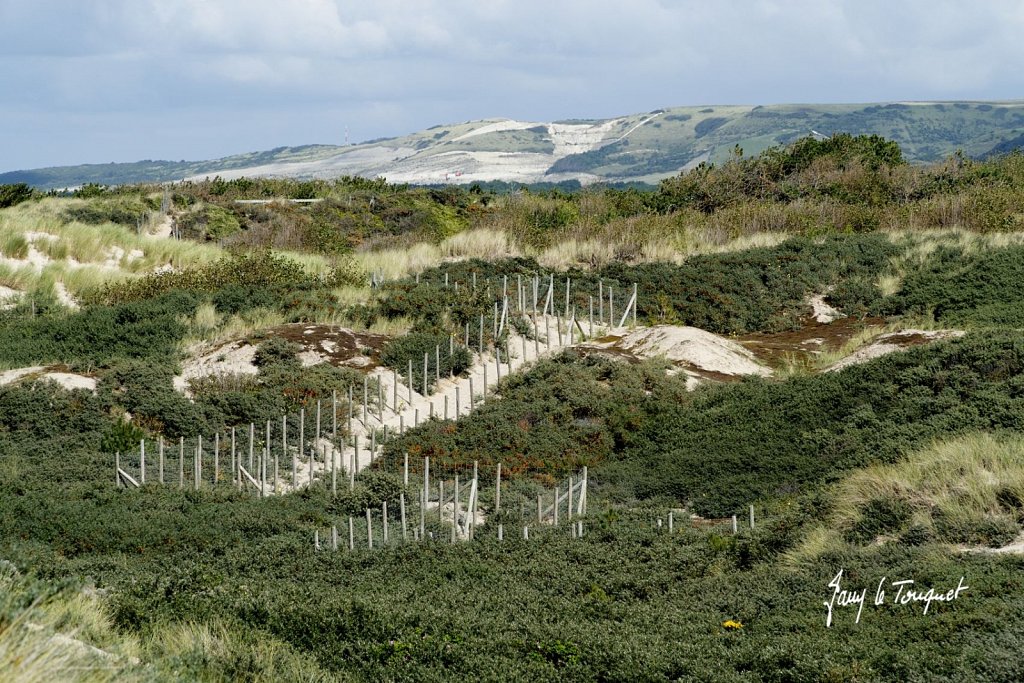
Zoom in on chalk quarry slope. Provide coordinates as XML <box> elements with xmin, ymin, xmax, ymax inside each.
<box><xmin>9</xmin><ymin>101</ymin><xmax>1024</xmax><ymax>189</ymax></box>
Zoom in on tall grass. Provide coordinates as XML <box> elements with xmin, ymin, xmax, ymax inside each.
<box><xmin>789</xmin><ymin>432</ymin><xmax>1024</xmax><ymax>563</ymax></box>
<box><xmin>0</xmin><ymin>567</ymin><xmax>142</xmax><ymax>682</ymax></box>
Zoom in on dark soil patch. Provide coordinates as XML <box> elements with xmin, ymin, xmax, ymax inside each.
<box><xmin>261</xmin><ymin>324</ymin><xmax>392</xmax><ymax>369</ymax></box>
<box><xmin>737</xmin><ymin>316</ymin><xmax>887</xmax><ymax>367</ymax></box>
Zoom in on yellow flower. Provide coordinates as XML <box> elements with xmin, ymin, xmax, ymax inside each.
<box><xmin>722</xmin><ymin>619</ymin><xmax>743</xmax><ymax>630</ymax></box>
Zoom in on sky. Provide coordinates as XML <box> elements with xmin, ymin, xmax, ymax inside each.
<box><xmin>2</xmin><ymin>0</ymin><xmax>1023</xmax><ymax>171</ymax></box>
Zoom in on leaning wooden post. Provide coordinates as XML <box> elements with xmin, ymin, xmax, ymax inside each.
<box><xmin>140</xmin><ymin>439</ymin><xmax>146</xmax><ymax>485</ymax></box>
<box><xmin>470</xmin><ymin>460</ymin><xmax>479</xmax><ymax>538</ymax></box>
<box><xmin>633</xmin><ymin>282</ymin><xmax>638</xmax><ymax>327</ymax></box>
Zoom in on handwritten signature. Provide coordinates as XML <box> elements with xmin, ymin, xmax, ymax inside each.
<box><xmin>824</xmin><ymin>569</ymin><xmax>969</xmax><ymax>627</ymax></box>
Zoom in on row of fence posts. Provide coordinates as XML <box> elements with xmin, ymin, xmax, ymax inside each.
<box><xmin>653</xmin><ymin>505</ymin><xmax>757</xmax><ymax>535</ymax></box>
<box><xmin>113</xmin><ymin>272</ymin><xmax>640</xmax><ymax>495</ymax></box>
<box><xmin>314</xmin><ymin>460</ymin><xmax>590</xmax><ymax>551</ymax></box>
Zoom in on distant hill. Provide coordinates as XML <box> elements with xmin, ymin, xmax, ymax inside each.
<box><xmin>6</xmin><ymin>101</ymin><xmax>1024</xmax><ymax>190</ymax></box>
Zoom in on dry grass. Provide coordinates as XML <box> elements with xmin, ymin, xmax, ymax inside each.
<box><xmin>787</xmin><ymin>432</ymin><xmax>1024</xmax><ymax>564</ymax></box>
<box><xmin>0</xmin><ymin>566</ymin><xmax>143</xmax><ymax>682</ymax></box>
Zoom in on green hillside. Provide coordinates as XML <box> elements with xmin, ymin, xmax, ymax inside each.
<box><xmin>6</xmin><ymin>101</ymin><xmax>1024</xmax><ymax>190</ymax></box>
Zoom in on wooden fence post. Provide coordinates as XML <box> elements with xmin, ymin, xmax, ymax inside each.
<box><xmin>159</xmin><ymin>436</ymin><xmax>164</xmax><ymax>484</ymax></box>
<box><xmin>452</xmin><ymin>475</ymin><xmax>459</xmax><ymax>543</ymax></box>
<box><xmin>749</xmin><ymin>505</ymin><xmax>755</xmax><ymax>530</ymax></box>
<box><xmin>366</xmin><ymin>508</ymin><xmax>373</xmax><ymax>549</ymax></box>
<box><xmin>382</xmin><ymin>501</ymin><xmax>389</xmax><ymax>544</ymax></box>
<box><xmin>140</xmin><ymin>439</ymin><xmax>146</xmax><ymax>485</ymax></box>
<box><xmin>400</xmin><ymin>493</ymin><xmax>407</xmax><ymax>540</ymax></box>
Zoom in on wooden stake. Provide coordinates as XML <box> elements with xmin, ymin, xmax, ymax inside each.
<box><xmin>140</xmin><ymin>439</ymin><xmax>146</xmax><ymax>485</ymax></box>
<box><xmin>400</xmin><ymin>493</ymin><xmax>407</xmax><ymax>540</ymax></box>
<box><xmin>382</xmin><ymin>500</ymin><xmax>389</xmax><ymax>544</ymax></box>
<box><xmin>366</xmin><ymin>508</ymin><xmax>373</xmax><ymax>549</ymax></box>
<box><xmin>349</xmin><ymin>516</ymin><xmax>354</xmax><ymax>550</ymax></box>
<box><xmin>158</xmin><ymin>436</ymin><xmax>164</xmax><ymax>484</ymax></box>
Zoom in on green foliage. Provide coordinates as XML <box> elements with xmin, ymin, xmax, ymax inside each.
<box><xmin>175</xmin><ymin>204</ymin><xmax>241</xmax><ymax>241</ymax></box>
<box><xmin>85</xmin><ymin>251</ymin><xmax>353</xmax><ymax>306</ymax></box>
<box><xmin>845</xmin><ymin>496</ymin><xmax>913</xmax><ymax>543</ymax></box>
<box><xmin>0</xmin><ymin>289</ymin><xmax>195</xmax><ymax>369</ymax></box>
<box><xmin>99</xmin><ymin>419</ymin><xmax>146</xmax><ymax>455</ymax></box>
<box><xmin>884</xmin><ymin>244</ymin><xmax>1024</xmax><ymax>324</ymax></box>
<box><xmin>63</xmin><ymin>196</ymin><xmax>152</xmax><ymax>226</ymax></box>
<box><xmin>0</xmin><ymin>182</ymin><xmax>35</xmax><ymax>208</ymax></box>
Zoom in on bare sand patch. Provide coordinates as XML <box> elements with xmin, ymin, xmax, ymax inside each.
<box><xmin>826</xmin><ymin>329</ymin><xmax>965</xmax><ymax>372</ymax></box>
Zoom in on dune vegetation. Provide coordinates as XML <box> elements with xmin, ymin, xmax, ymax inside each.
<box><xmin>2</xmin><ymin>135</ymin><xmax>1024</xmax><ymax>681</ymax></box>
